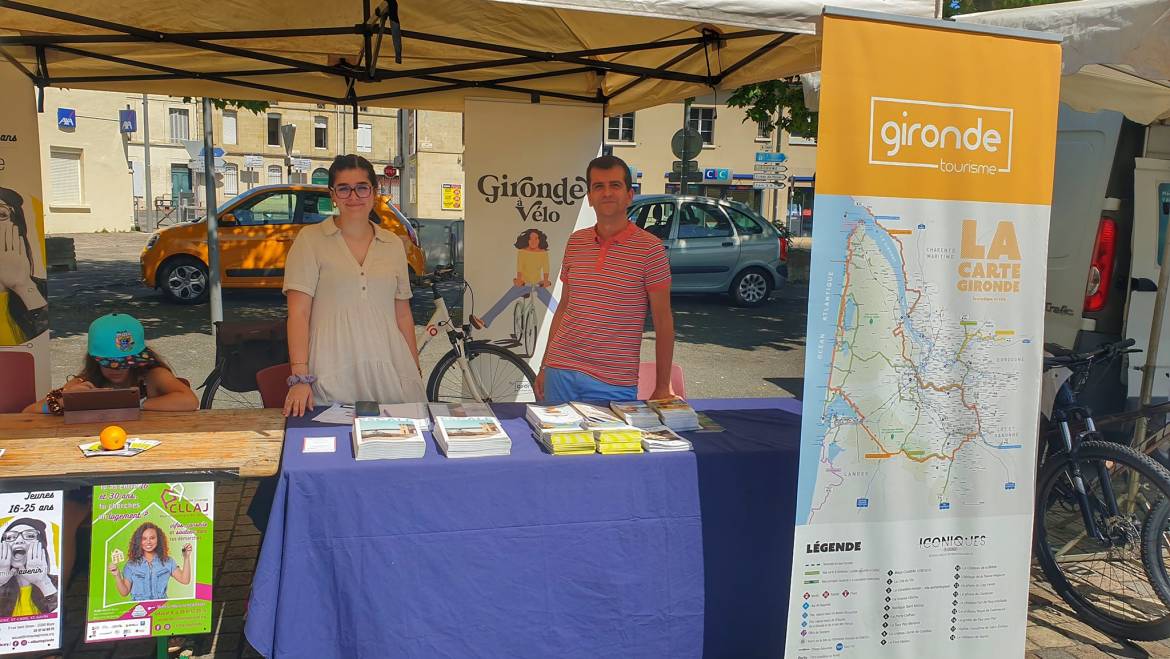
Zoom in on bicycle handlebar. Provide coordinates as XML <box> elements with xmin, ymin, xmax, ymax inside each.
<box><xmin>1043</xmin><ymin>338</ymin><xmax>1138</xmax><ymax>370</ymax></box>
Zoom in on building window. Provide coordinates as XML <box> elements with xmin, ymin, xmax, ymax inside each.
<box><xmin>222</xmin><ymin>111</ymin><xmax>237</xmax><ymax>145</ymax></box>
<box><xmin>314</xmin><ymin>116</ymin><xmax>328</xmax><ymax>149</ymax></box>
<box><xmin>688</xmin><ymin>107</ymin><xmax>715</xmax><ymax>145</ymax></box>
<box><xmin>756</xmin><ymin>120</ymin><xmax>772</xmax><ymax>141</ymax></box>
<box><xmin>168</xmin><ymin>108</ymin><xmax>189</xmax><ymax>143</ymax></box>
<box><xmin>267</xmin><ymin>165</ymin><xmax>282</xmax><ymax>185</ymax></box>
<box><xmin>311</xmin><ymin>167</ymin><xmax>329</xmax><ymax>186</ymax></box>
<box><xmin>48</xmin><ymin>148</ymin><xmax>83</xmax><ymax>205</ymax></box>
<box><xmin>356</xmin><ymin>123</ymin><xmax>372</xmax><ymax>153</ymax></box>
<box><xmin>267</xmin><ymin>113</ymin><xmax>282</xmax><ymax>147</ymax></box>
<box><xmin>606</xmin><ymin>113</ymin><xmax>635</xmax><ymax>143</ymax></box>
<box><xmin>224</xmin><ymin>163</ymin><xmax>239</xmax><ymax>195</ymax></box>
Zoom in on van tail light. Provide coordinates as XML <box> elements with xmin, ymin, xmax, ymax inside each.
<box><xmin>1084</xmin><ymin>217</ymin><xmax>1117</xmax><ymax>313</ymax></box>
<box><xmin>779</xmin><ymin>236</ymin><xmax>789</xmax><ymax>262</ymax></box>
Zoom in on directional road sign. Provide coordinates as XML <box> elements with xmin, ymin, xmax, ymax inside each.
<box><xmin>754</xmin><ymin>151</ymin><xmax>787</xmax><ymax>163</ymax></box>
<box><xmin>753</xmin><ymin>173</ymin><xmax>789</xmax><ymax>182</ymax></box>
<box><xmin>754</xmin><ymin>163</ymin><xmax>788</xmax><ymax>173</ymax></box>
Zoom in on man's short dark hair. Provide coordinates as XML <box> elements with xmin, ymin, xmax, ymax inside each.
<box><xmin>586</xmin><ymin>155</ymin><xmax>632</xmax><ymax>189</ymax></box>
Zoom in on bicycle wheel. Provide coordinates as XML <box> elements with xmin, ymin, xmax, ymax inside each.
<box><xmin>198</xmin><ymin>369</ymin><xmax>263</xmax><ymax>409</ymax></box>
<box><xmin>522</xmin><ymin>305</ymin><xmax>537</xmax><ymax>357</ymax></box>
<box><xmin>427</xmin><ymin>343</ymin><xmax>536</xmax><ymax>403</ymax></box>
<box><xmin>513</xmin><ymin>299</ymin><xmax>524</xmax><ymax>341</ymax></box>
<box><xmin>1034</xmin><ymin>440</ymin><xmax>1170</xmax><ymax>640</ymax></box>
<box><xmin>1142</xmin><ymin>496</ymin><xmax>1170</xmax><ymax>614</ymax></box>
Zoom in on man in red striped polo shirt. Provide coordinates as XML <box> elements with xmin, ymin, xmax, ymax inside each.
<box><xmin>536</xmin><ymin>154</ymin><xmax>676</xmax><ymax>403</ymax></box>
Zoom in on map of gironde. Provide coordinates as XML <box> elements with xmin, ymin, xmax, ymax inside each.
<box><xmin>796</xmin><ymin>195</ymin><xmax>1045</xmax><ymax>525</ymax></box>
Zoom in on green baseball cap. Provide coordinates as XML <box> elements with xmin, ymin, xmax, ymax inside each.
<box><xmin>87</xmin><ymin>313</ymin><xmax>152</xmax><ymax>365</ymax></box>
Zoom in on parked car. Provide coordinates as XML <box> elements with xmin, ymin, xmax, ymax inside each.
<box><xmin>628</xmin><ymin>195</ymin><xmax>788</xmax><ymax>306</ymax></box>
<box><xmin>141</xmin><ymin>184</ymin><xmax>426</xmax><ymax>304</ymax></box>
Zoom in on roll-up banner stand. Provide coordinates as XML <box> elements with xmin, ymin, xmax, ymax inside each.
<box><xmin>787</xmin><ymin>10</ymin><xmax>1060</xmax><ymax>658</ymax></box>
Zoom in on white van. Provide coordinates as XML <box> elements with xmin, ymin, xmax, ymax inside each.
<box><xmin>1048</xmin><ymin>104</ymin><xmax>1169</xmax><ymax>412</ymax></box>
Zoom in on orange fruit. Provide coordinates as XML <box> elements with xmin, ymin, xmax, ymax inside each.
<box><xmin>99</xmin><ymin>425</ymin><xmax>127</xmax><ymax>451</ymax></box>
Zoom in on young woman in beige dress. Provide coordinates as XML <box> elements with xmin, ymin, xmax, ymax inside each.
<box><xmin>282</xmin><ymin>155</ymin><xmax>426</xmax><ymax>416</ymax></box>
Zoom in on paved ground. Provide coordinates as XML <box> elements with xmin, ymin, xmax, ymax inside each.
<box><xmin>24</xmin><ymin>232</ymin><xmax>1170</xmax><ymax>657</ymax></box>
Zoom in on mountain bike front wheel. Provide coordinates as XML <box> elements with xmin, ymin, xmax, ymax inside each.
<box><xmin>1034</xmin><ymin>440</ymin><xmax>1170</xmax><ymax>641</ymax></box>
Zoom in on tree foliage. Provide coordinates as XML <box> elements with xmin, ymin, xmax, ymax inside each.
<box><xmin>726</xmin><ymin>78</ymin><xmax>817</xmax><ymax>139</ymax></box>
<box><xmin>182</xmin><ymin>98</ymin><xmax>270</xmax><ymax>114</ymax></box>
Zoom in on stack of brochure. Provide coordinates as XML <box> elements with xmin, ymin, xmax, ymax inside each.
<box><xmin>609</xmin><ymin>401</ymin><xmax>661</xmax><ymax>429</ymax></box>
<box><xmin>536</xmin><ymin>429</ymin><xmax>597</xmax><ymax>455</ymax></box>
<box><xmin>379</xmin><ymin>402</ymin><xmax>432</xmax><ymax>431</ymax></box>
<box><xmin>525</xmin><ymin>404</ymin><xmax>585</xmax><ymax>431</ymax></box>
<box><xmin>571</xmin><ymin>402</ymin><xmax>628</xmax><ymax>430</ymax></box>
<box><xmin>526</xmin><ymin>404</ymin><xmax>595</xmax><ymax>455</ymax></box>
<box><xmin>594</xmin><ymin>426</ymin><xmax>645</xmax><ymax>455</ymax></box>
<box><xmin>352</xmin><ymin>417</ymin><xmax>426</xmax><ymax>460</ymax></box>
<box><xmin>641</xmin><ymin>426</ymin><xmax>693</xmax><ymax>453</ymax></box>
<box><xmin>433</xmin><ymin>415</ymin><xmax>512</xmax><ymax>458</ymax></box>
<box><xmin>649</xmin><ymin>398</ymin><xmax>702</xmax><ymax>431</ymax></box>
<box><xmin>428</xmin><ymin>402</ymin><xmax>494</xmax><ymax>418</ymax></box>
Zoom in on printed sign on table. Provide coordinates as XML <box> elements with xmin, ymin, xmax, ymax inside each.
<box><xmin>86</xmin><ymin>482</ymin><xmax>214</xmax><ymax>643</ymax></box>
<box><xmin>0</xmin><ymin>491</ymin><xmax>63</xmax><ymax>656</ymax></box>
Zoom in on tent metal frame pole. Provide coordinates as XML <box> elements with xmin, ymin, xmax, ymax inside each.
<box><xmin>45</xmin><ymin>44</ymin><xmax>341</xmax><ymax>103</ymax></box>
<box><xmin>201</xmin><ymin>97</ymin><xmax>224</xmax><ymax>329</ymax></box>
<box><xmin>49</xmin><ymin>68</ymin><xmax>305</xmax><ymax>83</ymax></box>
<box><xmin>606</xmin><ymin>41</ymin><xmax>710</xmax><ymax>101</ymax></box>
<box><xmin>715</xmin><ymin>33</ymin><xmax>794</xmax><ymax>81</ymax></box>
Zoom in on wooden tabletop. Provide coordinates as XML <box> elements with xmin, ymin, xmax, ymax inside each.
<box><xmin>0</xmin><ymin>409</ymin><xmax>286</xmax><ymax>490</ymax></box>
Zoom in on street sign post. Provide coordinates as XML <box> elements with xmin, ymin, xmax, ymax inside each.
<box><xmin>754</xmin><ymin>151</ymin><xmax>788</xmax><ymax>163</ymax></box>
<box><xmin>671</xmin><ymin>160</ymin><xmax>700</xmax><ymax>174</ymax></box>
<box><xmin>671</xmin><ymin>128</ymin><xmax>703</xmax><ymax>161</ymax></box>
<box><xmin>243</xmin><ymin>155</ymin><xmax>263</xmax><ymax>169</ymax></box>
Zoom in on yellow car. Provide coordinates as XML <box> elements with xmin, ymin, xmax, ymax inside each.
<box><xmin>141</xmin><ymin>184</ymin><xmax>426</xmax><ymax>304</ymax></box>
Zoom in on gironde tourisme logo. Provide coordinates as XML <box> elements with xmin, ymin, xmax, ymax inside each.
<box><xmin>869</xmin><ymin>97</ymin><xmax>1014</xmax><ymax>176</ymax></box>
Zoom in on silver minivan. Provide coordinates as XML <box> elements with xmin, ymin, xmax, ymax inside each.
<box><xmin>628</xmin><ymin>195</ymin><xmax>788</xmax><ymax>306</ymax></box>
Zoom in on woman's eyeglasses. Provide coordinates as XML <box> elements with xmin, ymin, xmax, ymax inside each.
<box><xmin>2</xmin><ymin>530</ymin><xmax>38</xmax><ymax>542</ymax></box>
<box><xmin>331</xmin><ymin>184</ymin><xmax>374</xmax><ymax>199</ymax></box>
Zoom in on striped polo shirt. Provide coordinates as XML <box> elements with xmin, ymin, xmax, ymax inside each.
<box><xmin>544</xmin><ymin>221</ymin><xmax>671</xmax><ymax>386</ymax></box>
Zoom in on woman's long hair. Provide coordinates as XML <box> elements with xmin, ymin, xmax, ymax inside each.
<box><xmin>128</xmin><ymin>522</ymin><xmax>169</xmax><ymax>564</ymax></box>
<box><xmin>78</xmin><ymin>347</ymin><xmax>172</xmax><ymax>388</ymax></box>
<box><xmin>0</xmin><ymin>187</ymin><xmax>35</xmax><ymax>273</ymax></box>
<box><xmin>513</xmin><ymin>228</ymin><xmax>549</xmax><ymax>250</ymax></box>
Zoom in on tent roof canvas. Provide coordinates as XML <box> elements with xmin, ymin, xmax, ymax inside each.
<box><xmin>1</xmin><ymin>0</ymin><xmax>934</xmax><ymax>114</ymax></box>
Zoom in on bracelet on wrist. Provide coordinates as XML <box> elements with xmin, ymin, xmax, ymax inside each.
<box><xmin>286</xmin><ymin>374</ymin><xmax>317</xmax><ymax>387</ymax></box>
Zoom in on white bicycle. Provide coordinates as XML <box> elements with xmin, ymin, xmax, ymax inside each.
<box><xmin>418</xmin><ymin>267</ymin><xmax>536</xmax><ymax>403</ymax></box>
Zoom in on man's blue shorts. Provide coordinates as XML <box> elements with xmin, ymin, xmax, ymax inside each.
<box><xmin>543</xmin><ymin>367</ymin><xmax>637</xmax><ymax>403</ymax></box>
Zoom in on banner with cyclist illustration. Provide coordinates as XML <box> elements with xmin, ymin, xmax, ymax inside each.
<box><xmin>787</xmin><ymin>11</ymin><xmax>1060</xmax><ymax>658</ymax></box>
<box><xmin>86</xmin><ymin>482</ymin><xmax>214</xmax><ymax>643</ymax></box>
<box><xmin>463</xmin><ymin>99</ymin><xmax>601</xmax><ymax>390</ymax></box>
<box><xmin>0</xmin><ymin>64</ymin><xmax>51</xmax><ymax>397</ymax></box>
<box><xmin>0</xmin><ymin>491</ymin><xmax>63</xmax><ymax>656</ymax></box>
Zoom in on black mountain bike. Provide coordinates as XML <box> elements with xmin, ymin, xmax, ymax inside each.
<box><xmin>1034</xmin><ymin>338</ymin><xmax>1170</xmax><ymax>640</ymax></box>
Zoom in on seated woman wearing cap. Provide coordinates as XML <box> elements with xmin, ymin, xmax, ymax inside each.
<box><xmin>23</xmin><ymin>313</ymin><xmax>198</xmax><ymax>414</ymax></box>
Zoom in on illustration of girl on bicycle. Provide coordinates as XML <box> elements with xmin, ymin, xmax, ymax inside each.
<box><xmin>471</xmin><ymin>228</ymin><xmax>558</xmax><ymax>331</ymax></box>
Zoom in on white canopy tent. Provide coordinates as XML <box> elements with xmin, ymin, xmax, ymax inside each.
<box><xmin>0</xmin><ymin>0</ymin><xmax>935</xmax><ymax>116</ymax></box>
<box><xmin>959</xmin><ymin>0</ymin><xmax>1170</xmax><ymax>124</ymax></box>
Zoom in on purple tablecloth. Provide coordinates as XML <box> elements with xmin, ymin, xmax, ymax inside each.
<box><xmin>244</xmin><ymin>398</ymin><xmax>801</xmax><ymax>658</ymax></box>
